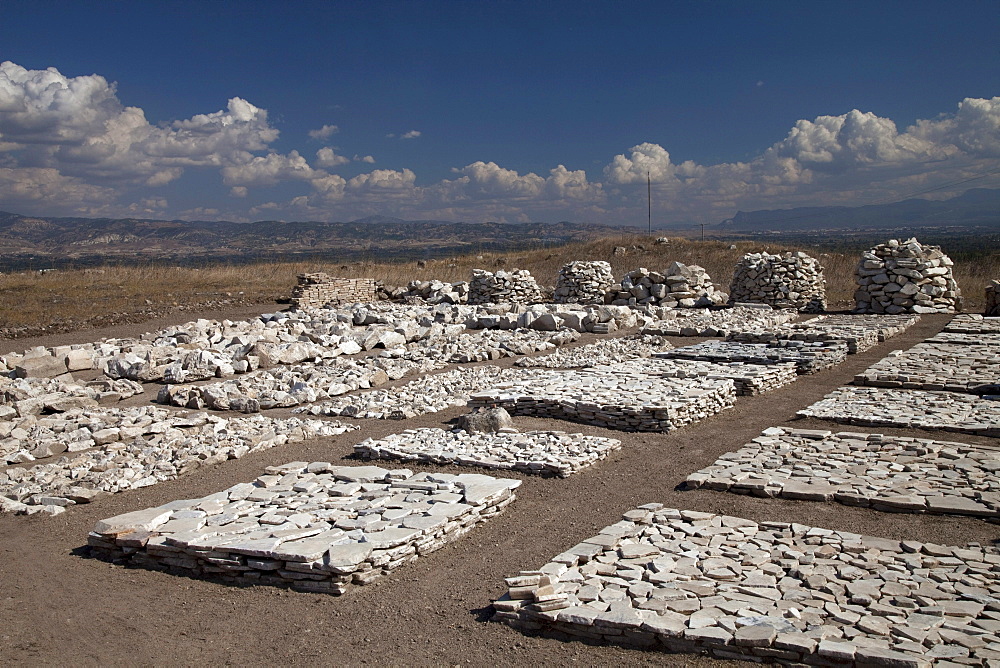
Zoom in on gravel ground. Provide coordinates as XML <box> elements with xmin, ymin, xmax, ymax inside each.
<box><xmin>2</xmin><ymin>308</ymin><xmax>996</xmax><ymax>667</ymax></box>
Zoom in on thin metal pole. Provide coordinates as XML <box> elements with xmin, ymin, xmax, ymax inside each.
<box><xmin>647</xmin><ymin>171</ymin><xmax>651</xmax><ymax>235</ymax></box>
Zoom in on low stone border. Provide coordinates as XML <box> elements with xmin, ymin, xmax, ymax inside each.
<box><xmin>354</xmin><ymin>428</ymin><xmax>622</xmax><ymax>477</ymax></box>
<box><xmin>854</xmin><ymin>343</ymin><xmax>1000</xmax><ymax>394</ymax></box>
<box><xmin>798</xmin><ymin>386</ymin><xmax>1000</xmax><ymax>437</ymax></box>
<box><xmin>493</xmin><ymin>504</ymin><xmax>1000</xmax><ymax>665</ymax></box>
<box><xmin>685</xmin><ymin>426</ymin><xmax>1000</xmax><ymax>518</ymax></box>
<box><xmin>657</xmin><ymin>340</ymin><xmax>848</xmax><ymax>374</ymax></box>
<box><xmin>88</xmin><ymin>463</ymin><xmax>520</xmax><ymax>595</ymax></box>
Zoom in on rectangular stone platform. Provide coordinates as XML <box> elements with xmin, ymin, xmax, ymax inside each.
<box><xmin>588</xmin><ymin>358</ymin><xmax>798</xmax><ymax>396</ymax></box>
<box><xmin>727</xmin><ymin>313</ymin><xmax>919</xmax><ymax>354</ymax></box>
<box><xmin>657</xmin><ymin>340</ymin><xmax>848</xmax><ymax>374</ymax></box>
<box><xmin>639</xmin><ymin>306</ymin><xmax>796</xmax><ymax>337</ymax></box>
<box><xmin>945</xmin><ymin>314</ymin><xmax>1000</xmax><ymax>335</ymax></box>
<box><xmin>493</xmin><ymin>504</ymin><xmax>1000</xmax><ymax>665</ymax></box>
<box><xmin>798</xmin><ymin>386</ymin><xmax>1000</xmax><ymax>437</ymax></box>
<box><xmin>468</xmin><ymin>371</ymin><xmax>735</xmax><ymax>432</ymax></box>
<box><xmin>354</xmin><ymin>428</ymin><xmax>621</xmax><ymax>477</ymax></box>
<box><xmin>88</xmin><ymin>463</ymin><xmax>520</xmax><ymax>594</ymax></box>
<box><xmin>854</xmin><ymin>342</ymin><xmax>1000</xmax><ymax>394</ymax></box>
<box><xmin>685</xmin><ymin>426</ymin><xmax>1000</xmax><ymax>517</ymax></box>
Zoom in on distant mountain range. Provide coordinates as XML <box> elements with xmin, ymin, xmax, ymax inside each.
<box><xmin>0</xmin><ymin>212</ymin><xmax>638</xmax><ymax>270</ymax></box>
<box><xmin>719</xmin><ymin>188</ymin><xmax>1000</xmax><ymax>231</ymax></box>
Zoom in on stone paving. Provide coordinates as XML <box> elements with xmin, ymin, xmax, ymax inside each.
<box><xmin>354</xmin><ymin>428</ymin><xmax>622</xmax><ymax>477</ymax></box>
<box><xmin>854</xmin><ymin>343</ymin><xmax>1000</xmax><ymax>394</ymax></box>
<box><xmin>468</xmin><ymin>371</ymin><xmax>736</xmax><ymax>432</ymax></box>
<box><xmin>588</xmin><ymin>358</ymin><xmax>799</xmax><ymax>396</ymax></box>
<box><xmin>514</xmin><ymin>335</ymin><xmax>672</xmax><ymax>369</ymax></box>
<box><xmin>0</xmin><ymin>408</ymin><xmax>357</xmax><ymax>515</ymax></box>
<box><xmin>685</xmin><ymin>426</ymin><xmax>1000</xmax><ymax>518</ymax></box>
<box><xmin>798</xmin><ymin>387</ymin><xmax>1000</xmax><ymax>437</ymax></box>
<box><xmin>928</xmin><ymin>332</ymin><xmax>1000</xmax><ymax>347</ymax></box>
<box><xmin>88</xmin><ymin>462</ymin><xmax>520</xmax><ymax>595</ymax></box>
<box><xmin>494</xmin><ymin>504</ymin><xmax>1000</xmax><ymax>666</ymax></box>
<box><xmin>657</xmin><ymin>340</ymin><xmax>849</xmax><ymax>375</ymax></box>
<box><xmin>639</xmin><ymin>305</ymin><xmax>796</xmax><ymax>337</ymax></box>
<box><xmin>728</xmin><ymin>314</ymin><xmax>919</xmax><ymax>354</ymax></box>
<box><xmin>945</xmin><ymin>315</ymin><xmax>1000</xmax><ymax>335</ymax></box>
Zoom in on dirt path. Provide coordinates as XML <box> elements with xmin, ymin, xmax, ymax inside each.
<box><xmin>2</xmin><ymin>310</ymin><xmax>995</xmax><ymax>666</ymax></box>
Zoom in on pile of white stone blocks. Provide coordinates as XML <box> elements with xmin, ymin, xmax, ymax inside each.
<box><xmin>594</xmin><ymin>358</ymin><xmax>798</xmax><ymax>396</ymax></box>
<box><xmin>686</xmin><ymin>426</ymin><xmax>1000</xmax><ymax>517</ymax></box>
<box><xmin>554</xmin><ymin>261</ymin><xmax>615</xmax><ymax>304</ymax></box>
<box><xmin>854</xmin><ymin>343</ymin><xmax>1000</xmax><ymax>394</ymax></box>
<box><xmin>401</xmin><ymin>279</ymin><xmax>469</xmax><ymax>304</ymax></box>
<box><xmin>798</xmin><ymin>386</ymin><xmax>1000</xmax><ymax>437</ymax></box>
<box><xmin>728</xmin><ymin>314</ymin><xmax>919</xmax><ymax>354</ymax></box>
<box><xmin>468</xmin><ymin>269</ymin><xmax>542</xmax><ymax>305</ymax></box>
<box><xmin>291</xmin><ymin>273</ymin><xmax>379</xmax><ymax>308</ymax></box>
<box><xmin>988</xmin><ymin>280</ymin><xmax>1000</xmax><ymax>316</ymax></box>
<box><xmin>468</xmin><ymin>369</ymin><xmax>735</xmax><ymax>432</ymax></box>
<box><xmin>354</xmin><ymin>428</ymin><xmax>622</xmax><ymax>477</ymax></box>
<box><xmin>728</xmin><ymin>251</ymin><xmax>826</xmax><ymax>312</ymax></box>
<box><xmin>640</xmin><ymin>305</ymin><xmax>796</xmax><ymax>338</ymax></box>
<box><xmin>607</xmin><ymin>263</ymin><xmax>727</xmax><ymax>308</ymax></box>
<box><xmin>1</xmin><ymin>375</ymin><xmax>144</xmax><ymax>417</ymax></box>
<box><xmin>658</xmin><ymin>340</ymin><xmax>848</xmax><ymax>375</ymax></box>
<box><xmin>87</xmin><ymin>463</ymin><xmax>520</xmax><ymax>595</ymax></box>
<box><xmin>0</xmin><ymin>408</ymin><xmax>357</xmax><ymax>515</ymax></box>
<box><xmin>854</xmin><ymin>238</ymin><xmax>960</xmax><ymax>314</ymax></box>
<box><xmin>493</xmin><ymin>504</ymin><xmax>1000</xmax><ymax>665</ymax></box>
<box><xmin>469</xmin><ymin>304</ymin><xmax>638</xmax><ymax>335</ymax></box>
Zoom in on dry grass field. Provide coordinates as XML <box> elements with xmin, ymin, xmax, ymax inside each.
<box><xmin>0</xmin><ymin>234</ymin><xmax>994</xmax><ymax>337</ymax></box>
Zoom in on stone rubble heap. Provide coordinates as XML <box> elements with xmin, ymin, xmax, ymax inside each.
<box><xmin>468</xmin><ymin>269</ymin><xmax>543</xmax><ymax>305</ymax></box>
<box><xmin>401</xmin><ymin>279</ymin><xmax>470</xmax><ymax>304</ymax></box>
<box><xmin>0</xmin><ymin>408</ymin><xmax>357</xmax><ymax>515</ymax></box>
<box><xmin>607</xmin><ymin>263</ymin><xmax>727</xmax><ymax>308</ymax></box>
<box><xmin>354</xmin><ymin>428</ymin><xmax>623</xmax><ymax>477</ymax></box>
<box><xmin>686</xmin><ymin>426</ymin><xmax>1000</xmax><ymax>518</ymax></box>
<box><xmin>658</xmin><ymin>340</ymin><xmax>849</xmax><ymax>375</ymax></box>
<box><xmin>592</xmin><ymin>358</ymin><xmax>798</xmax><ymax>397</ymax></box>
<box><xmin>493</xmin><ymin>504</ymin><xmax>1000</xmax><ymax>665</ymax></box>
<box><xmin>854</xmin><ymin>343</ymin><xmax>1000</xmax><ymax>394</ymax></box>
<box><xmin>945</xmin><ymin>314</ymin><xmax>1000</xmax><ymax>336</ymax></box>
<box><xmin>469</xmin><ymin>372</ymin><xmax>736</xmax><ymax>433</ymax></box>
<box><xmin>442</xmin><ymin>328</ymin><xmax>579</xmax><ymax>363</ymax></box>
<box><xmin>1</xmin><ymin>376</ymin><xmax>144</xmax><ymax>418</ymax></box>
<box><xmin>798</xmin><ymin>386</ymin><xmax>1000</xmax><ymax>437</ymax></box>
<box><xmin>729</xmin><ymin>252</ymin><xmax>827</xmax><ymax>312</ymax></box>
<box><xmin>295</xmin><ymin>366</ymin><xmax>530</xmax><ymax>420</ymax></box>
<box><xmin>854</xmin><ymin>238</ymin><xmax>961</xmax><ymax>314</ymax></box>
<box><xmin>988</xmin><ymin>280</ymin><xmax>1000</xmax><ymax>316</ymax></box>
<box><xmin>554</xmin><ymin>261</ymin><xmax>616</xmax><ymax>304</ymax></box>
<box><xmin>87</xmin><ymin>463</ymin><xmax>520</xmax><ymax>595</ymax></box>
<box><xmin>515</xmin><ymin>335</ymin><xmax>672</xmax><ymax>369</ymax></box>
<box><xmin>291</xmin><ymin>273</ymin><xmax>379</xmax><ymax>309</ymax></box>
<box><xmin>469</xmin><ymin>303</ymin><xmax>640</xmax><ymax>335</ymax></box>
<box><xmin>640</xmin><ymin>305</ymin><xmax>796</xmax><ymax>338</ymax></box>
<box><xmin>728</xmin><ymin>314</ymin><xmax>919</xmax><ymax>354</ymax></box>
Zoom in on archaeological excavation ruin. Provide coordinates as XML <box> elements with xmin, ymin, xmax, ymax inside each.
<box><xmin>4</xmin><ymin>239</ymin><xmax>1000</xmax><ymax>666</ymax></box>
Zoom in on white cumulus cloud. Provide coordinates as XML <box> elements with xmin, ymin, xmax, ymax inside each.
<box><xmin>308</xmin><ymin>124</ymin><xmax>339</xmax><ymax>140</ymax></box>
<box><xmin>315</xmin><ymin>147</ymin><xmax>350</xmax><ymax>168</ymax></box>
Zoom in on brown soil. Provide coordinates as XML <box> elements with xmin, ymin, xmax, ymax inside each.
<box><xmin>1</xmin><ymin>310</ymin><xmax>995</xmax><ymax>667</ymax></box>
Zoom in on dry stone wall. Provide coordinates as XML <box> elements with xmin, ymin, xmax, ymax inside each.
<box><xmin>728</xmin><ymin>251</ymin><xmax>826</xmax><ymax>312</ymax></box>
<box><xmin>853</xmin><ymin>238</ymin><xmax>960</xmax><ymax>314</ymax></box>
<box><xmin>554</xmin><ymin>261</ymin><xmax>615</xmax><ymax>304</ymax></box>
<box><xmin>468</xmin><ymin>269</ymin><xmax>543</xmax><ymax>305</ymax></box>
<box><xmin>987</xmin><ymin>280</ymin><xmax>1000</xmax><ymax>316</ymax></box>
<box><xmin>607</xmin><ymin>263</ymin><xmax>726</xmax><ymax>308</ymax></box>
<box><xmin>291</xmin><ymin>273</ymin><xmax>379</xmax><ymax>309</ymax></box>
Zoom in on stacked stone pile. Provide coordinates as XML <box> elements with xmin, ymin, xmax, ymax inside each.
<box><xmin>1</xmin><ymin>376</ymin><xmax>143</xmax><ymax>418</ymax></box>
<box><xmin>401</xmin><ymin>279</ymin><xmax>469</xmax><ymax>304</ymax></box>
<box><xmin>493</xmin><ymin>504</ymin><xmax>1000</xmax><ymax>665</ymax></box>
<box><xmin>853</xmin><ymin>238</ymin><xmax>960</xmax><ymax>314</ymax></box>
<box><xmin>728</xmin><ymin>313</ymin><xmax>920</xmax><ymax>354</ymax></box>
<box><xmin>687</xmin><ymin>427</ymin><xmax>1000</xmax><ymax>517</ymax></box>
<box><xmin>87</xmin><ymin>463</ymin><xmax>520</xmax><ymax>594</ymax></box>
<box><xmin>658</xmin><ymin>340</ymin><xmax>848</xmax><ymax>375</ymax></box>
<box><xmin>593</xmin><ymin>358</ymin><xmax>798</xmax><ymax>396</ymax></box>
<box><xmin>607</xmin><ymin>263</ymin><xmax>727</xmax><ymax>308</ymax></box>
<box><xmin>291</xmin><ymin>273</ymin><xmax>379</xmax><ymax>308</ymax></box>
<box><xmin>470</xmin><ymin>304</ymin><xmax>639</xmax><ymax>335</ymax></box>
<box><xmin>0</xmin><ymin>409</ymin><xmax>357</xmax><ymax>515</ymax></box>
<box><xmin>798</xmin><ymin>386</ymin><xmax>1000</xmax><ymax>437</ymax></box>
<box><xmin>641</xmin><ymin>305</ymin><xmax>796</xmax><ymax>338</ymax></box>
<box><xmin>729</xmin><ymin>251</ymin><xmax>827</xmax><ymax>312</ymax></box>
<box><xmin>468</xmin><ymin>269</ymin><xmax>542</xmax><ymax>305</ymax></box>
<box><xmin>469</xmin><ymin>372</ymin><xmax>736</xmax><ymax>432</ymax></box>
<box><xmin>553</xmin><ymin>261</ymin><xmax>615</xmax><ymax>304</ymax></box>
<box><xmin>854</xmin><ymin>343</ymin><xmax>1000</xmax><ymax>394</ymax></box>
<box><xmin>514</xmin><ymin>335</ymin><xmax>671</xmax><ymax>369</ymax></box>
<box><xmin>945</xmin><ymin>314</ymin><xmax>1000</xmax><ymax>335</ymax></box>
<box><xmin>988</xmin><ymin>280</ymin><xmax>1000</xmax><ymax>316</ymax></box>
<box><xmin>354</xmin><ymin>428</ymin><xmax>622</xmax><ymax>477</ymax></box>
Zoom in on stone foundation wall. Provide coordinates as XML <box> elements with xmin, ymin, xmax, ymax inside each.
<box><xmin>291</xmin><ymin>273</ymin><xmax>379</xmax><ymax>308</ymax></box>
<box><xmin>853</xmin><ymin>238</ymin><xmax>960</xmax><ymax>314</ymax></box>
<box><xmin>729</xmin><ymin>252</ymin><xmax>826</xmax><ymax>312</ymax></box>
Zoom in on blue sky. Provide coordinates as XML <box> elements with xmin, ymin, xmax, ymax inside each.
<box><xmin>1</xmin><ymin>0</ymin><xmax>998</xmax><ymax>226</ymax></box>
